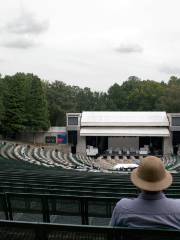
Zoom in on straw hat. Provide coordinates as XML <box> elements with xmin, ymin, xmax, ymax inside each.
<box><xmin>131</xmin><ymin>156</ymin><xmax>172</xmax><ymax>191</ymax></box>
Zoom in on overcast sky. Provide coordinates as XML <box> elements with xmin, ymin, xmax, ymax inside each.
<box><xmin>0</xmin><ymin>0</ymin><xmax>180</xmax><ymax>91</ymax></box>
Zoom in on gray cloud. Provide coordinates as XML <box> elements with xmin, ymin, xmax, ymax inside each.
<box><xmin>115</xmin><ymin>43</ymin><xmax>143</xmax><ymax>53</ymax></box>
<box><xmin>4</xmin><ymin>11</ymin><xmax>49</xmax><ymax>35</ymax></box>
<box><xmin>0</xmin><ymin>9</ymin><xmax>49</xmax><ymax>50</ymax></box>
<box><xmin>1</xmin><ymin>37</ymin><xmax>37</xmax><ymax>49</ymax></box>
<box><xmin>159</xmin><ymin>65</ymin><xmax>180</xmax><ymax>74</ymax></box>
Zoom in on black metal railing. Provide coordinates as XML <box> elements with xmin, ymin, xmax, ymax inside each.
<box><xmin>0</xmin><ymin>220</ymin><xmax>180</xmax><ymax>240</ymax></box>
<box><xmin>1</xmin><ymin>192</ymin><xmax>180</xmax><ymax>225</ymax></box>
<box><xmin>2</xmin><ymin>192</ymin><xmax>120</xmax><ymax>225</ymax></box>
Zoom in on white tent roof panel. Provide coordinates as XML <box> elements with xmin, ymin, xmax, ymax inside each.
<box><xmin>81</xmin><ymin>111</ymin><xmax>169</xmax><ymax>127</ymax></box>
<box><xmin>80</xmin><ymin>127</ymin><xmax>170</xmax><ymax>137</ymax></box>
<box><xmin>113</xmin><ymin>164</ymin><xmax>138</xmax><ymax>169</ymax></box>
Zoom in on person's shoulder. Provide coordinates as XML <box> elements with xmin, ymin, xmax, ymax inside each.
<box><xmin>164</xmin><ymin>197</ymin><xmax>180</xmax><ymax>211</ymax></box>
<box><xmin>166</xmin><ymin>197</ymin><xmax>180</xmax><ymax>204</ymax></box>
<box><xmin>115</xmin><ymin>197</ymin><xmax>137</xmax><ymax>212</ymax></box>
<box><xmin>116</xmin><ymin>197</ymin><xmax>135</xmax><ymax>205</ymax></box>
<box><xmin>165</xmin><ymin>197</ymin><xmax>180</xmax><ymax>202</ymax></box>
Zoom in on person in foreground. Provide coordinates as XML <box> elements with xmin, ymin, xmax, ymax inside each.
<box><xmin>110</xmin><ymin>156</ymin><xmax>180</xmax><ymax>229</ymax></box>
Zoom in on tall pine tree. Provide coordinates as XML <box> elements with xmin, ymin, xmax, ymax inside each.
<box><xmin>2</xmin><ymin>74</ymin><xmax>26</xmax><ymax>136</ymax></box>
<box><xmin>25</xmin><ymin>75</ymin><xmax>50</xmax><ymax>131</ymax></box>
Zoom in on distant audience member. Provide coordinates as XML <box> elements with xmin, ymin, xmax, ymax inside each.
<box><xmin>110</xmin><ymin>156</ymin><xmax>180</xmax><ymax>229</ymax></box>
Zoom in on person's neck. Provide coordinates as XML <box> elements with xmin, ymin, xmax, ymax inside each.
<box><xmin>142</xmin><ymin>190</ymin><xmax>162</xmax><ymax>195</ymax></box>
<box><xmin>139</xmin><ymin>191</ymin><xmax>165</xmax><ymax>200</ymax></box>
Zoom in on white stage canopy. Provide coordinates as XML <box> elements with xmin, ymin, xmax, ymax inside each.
<box><xmin>80</xmin><ymin>127</ymin><xmax>170</xmax><ymax>137</ymax></box>
<box><xmin>81</xmin><ymin>111</ymin><xmax>169</xmax><ymax>127</ymax></box>
<box><xmin>113</xmin><ymin>163</ymin><xmax>138</xmax><ymax>170</ymax></box>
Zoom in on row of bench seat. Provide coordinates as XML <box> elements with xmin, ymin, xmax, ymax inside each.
<box><xmin>1</xmin><ymin>191</ymin><xmax>180</xmax><ymax>226</ymax></box>
<box><xmin>1</xmin><ymin>220</ymin><xmax>180</xmax><ymax>240</ymax></box>
<box><xmin>0</xmin><ymin>146</ymin><xmax>180</xmax><ymax>240</ymax></box>
<box><xmin>1</xmin><ymin>141</ymin><xmax>180</xmax><ymax>173</ymax></box>
<box><xmin>0</xmin><ymin>142</ymin><xmax>95</xmax><ymax>171</ymax></box>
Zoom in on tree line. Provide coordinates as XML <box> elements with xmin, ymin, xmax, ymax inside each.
<box><xmin>0</xmin><ymin>73</ymin><xmax>179</xmax><ymax>137</ymax></box>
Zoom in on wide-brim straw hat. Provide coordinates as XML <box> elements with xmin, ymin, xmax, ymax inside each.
<box><xmin>131</xmin><ymin>156</ymin><xmax>172</xmax><ymax>191</ymax></box>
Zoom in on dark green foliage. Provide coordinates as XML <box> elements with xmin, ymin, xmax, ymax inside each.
<box><xmin>2</xmin><ymin>73</ymin><xmax>26</xmax><ymax>135</ymax></box>
<box><xmin>127</xmin><ymin>80</ymin><xmax>166</xmax><ymax>111</ymax></box>
<box><xmin>0</xmin><ymin>72</ymin><xmax>180</xmax><ymax>138</ymax></box>
<box><xmin>75</xmin><ymin>88</ymin><xmax>108</xmax><ymax>112</ymax></box>
<box><xmin>107</xmin><ymin>77</ymin><xmax>166</xmax><ymax>111</ymax></box>
<box><xmin>46</xmin><ymin>81</ymin><xmax>109</xmax><ymax>125</ymax></box>
<box><xmin>25</xmin><ymin>75</ymin><xmax>50</xmax><ymax>131</ymax></box>
<box><xmin>0</xmin><ymin>73</ymin><xmax>50</xmax><ymax>137</ymax></box>
<box><xmin>157</xmin><ymin>77</ymin><xmax>180</xmax><ymax>112</ymax></box>
<box><xmin>46</xmin><ymin>81</ymin><xmax>78</xmax><ymax>126</ymax></box>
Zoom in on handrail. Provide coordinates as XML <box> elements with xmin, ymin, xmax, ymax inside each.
<box><xmin>0</xmin><ymin>220</ymin><xmax>180</xmax><ymax>239</ymax></box>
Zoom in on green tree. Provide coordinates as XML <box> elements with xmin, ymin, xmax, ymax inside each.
<box><xmin>168</xmin><ymin>76</ymin><xmax>180</xmax><ymax>86</ymax></box>
<box><xmin>157</xmin><ymin>76</ymin><xmax>180</xmax><ymax>112</ymax></box>
<box><xmin>46</xmin><ymin>81</ymin><xmax>77</xmax><ymax>125</ymax></box>
<box><xmin>92</xmin><ymin>92</ymin><xmax>109</xmax><ymax>111</ymax></box>
<box><xmin>76</xmin><ymin>87</ymin><xmax>96</xmax><ymax>111</ymax></box>
<box><xmin>127</xmin><ymin>80</ymin><xmax>166</xmax><ymax>110</ymax></box>
<box><xmin>2</xmin><ymin>73</ymin><xmax>26</xmax><ymax>136</ymax></box>
<box><xmin>25</xmin><ymin>75</ymin><xmax>50</xmax><ymax>131</ymax></box>
<box><xmin>107</xmin><ymin>77</ymin><xmax>142</xmax><ymax>110</ymax></box>
<box><xmin>107</xmin><ymin>83</ymin><xmax>122</xmax><ymax>110</ymax></box>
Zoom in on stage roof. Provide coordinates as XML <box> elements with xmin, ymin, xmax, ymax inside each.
<box><xmin>80</xmin><ymin>127</ymin><xmax>170</xmax><ymax>137</ymax></box>
<box><xmin>81</xmin><ymin>111</ymin><xmax>169</xmax><ymax>127</ymax></box>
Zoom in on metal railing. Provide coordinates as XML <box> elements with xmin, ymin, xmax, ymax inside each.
<box><xmin>0</xmin><ymin>220</ymin><xmax>180</xmax><ymax>240</ymax></box>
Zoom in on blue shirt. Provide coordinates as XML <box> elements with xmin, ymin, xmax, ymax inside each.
<box><xmin>110</xmin><ymin>191</ymin><xmax>180</xmax><ymax>229</ymax></box>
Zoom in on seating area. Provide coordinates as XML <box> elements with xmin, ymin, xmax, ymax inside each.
<box><xmin>0</xmin><ymin>141</ymin><xmax>95</xmax><ymax>171</ymax></box>
<box><xmin>0</xmin><ymin>162</ymin><xmax>180</xmax><ymax>226</ymax></box>
<box><xmin>1</xmin><ymin>141</ymin><xmax>180</xmax><ymax>238</ymax></box>
<box><xmin>1</xmin><ymin>141</ymin><xmax>180</xmax><ymax>174</ymax></box>
<box><xmin>0</xmin><ymin>152</ymin><xmax>180</xmax><ymax>238</ymax></box>
<box><xmin>94</xmin><ymin>154</ymin><xmax>180</xmax><ymax>172</ymax></box>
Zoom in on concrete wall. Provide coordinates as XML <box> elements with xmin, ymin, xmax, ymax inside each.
<box><xmin>16</xmin><ymin>127</ymin><xmax>70</xmax><ymax>153</ymax></box>
<box><xmin>108</xmin><ymin>137</ymin><xmax>139</xmax><ymax>150</ymax></box>
<box><xmin>76</xmin><ymin>133</ymin><xmax>86</xmax><ymax>154</ymax></box>
<box><xmin>17</xmin><ymin>132</ymin><xmax>53</xmax><ymax>144</ymax></box>
<box><xmin>163</xmin><ymin>136</ymin><xmax>173</xmax><ymax>155</ymax></box>
<box><xmin>17</xmin><ymin>127</ymin><xmax>67</xmax><ymax>143</ymax></box>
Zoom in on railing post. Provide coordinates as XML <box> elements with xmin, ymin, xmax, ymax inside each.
<box><xmin>80</xmin><ymin>198</ymin><xmax>85</xmax><ymax>225</ymax></box>
<box><xmin>1</xmin><ymin>193</ymin><xmax>9</xmax><ymax>220</ymax></box>
<box><xmin>41</xmin><ymin>195</ymin><xmax>50</xmax><ymax>223</ymax></box>
<box><xmin>83</xmin><ymin>198</ymin><xmax>89</xmax><ymax>225</ymax></box>
<box><xmin>5</xmin><ymin>193</ymin><xmax>13</xmax><ymax>220</ymax></box>
<box><xmin>34</xmin><ymin>225</ymin><xmax>48</xmax><ymax>240</ymax></box>
<box><xmin>80</xmin><ymin>198</ymin><xmax>89</xmax><ymax>225</ymax></box>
